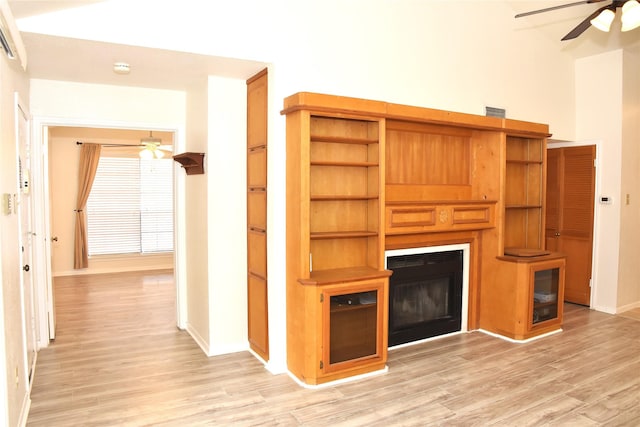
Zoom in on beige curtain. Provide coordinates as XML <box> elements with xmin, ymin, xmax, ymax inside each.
<box><xmin>74</xmin><ymin>143</ymin><xmax>102</xmax><ymax>269</ymax></box>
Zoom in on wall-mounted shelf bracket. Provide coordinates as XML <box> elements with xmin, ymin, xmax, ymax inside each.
<box><xmin>173</xmin><ymin>152</ymin><xmax>205</xmax><ymax>175</ymax></box>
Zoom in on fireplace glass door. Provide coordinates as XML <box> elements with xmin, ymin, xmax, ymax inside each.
<box><xmin>387</xmin><ymin>250</ymin><xmax>463</xmax><ymax>346</ymax></box>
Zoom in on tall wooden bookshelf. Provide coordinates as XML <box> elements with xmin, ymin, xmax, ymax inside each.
<box><xmin>284</xmin><ymin>97</ymin><xmax>390</xmax><ymax>385</ymax></box>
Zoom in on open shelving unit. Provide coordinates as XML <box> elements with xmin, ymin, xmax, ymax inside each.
<box><xmin>504</xmin><ymin>136</ymin><xmax>544</xmax><ymax>251</ymax></box>
<box><xmin>285</xmin><ymin>104</ymin><xmax>389</xmax><ymax>385</ymax></box>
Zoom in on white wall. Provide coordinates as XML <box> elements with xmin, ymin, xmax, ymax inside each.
<box><xmin>575</xmin><ymin>51</ymin><xmax>623</xmax><ymax>313</ymax></box>
<box><xmin>207</xmin><ymin>76</ymin><xmax>249</xmax><ymax>355</ymax></box>
<box><xmin>16</xmin><ymin>0</ymin><xmax>582</xmax><ymax>376</ymax></box>
<box><xmin>17</xmin><ymin>1</ymin><xmax>577</xmax><ymax>140</ymax></box>
<box><xmin>0</xmin><ymin>37</ymin><xmax>31</xmax><ymax>427</ymax></box>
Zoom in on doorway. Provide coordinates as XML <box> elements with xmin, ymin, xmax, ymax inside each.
<box><xmin>545</xmin><ymin>145</ymin><xmax>596</xmax><ymax>306</ymax></box>
<box><xmin>30</xmin><ymin>119</ymin><xmax>186</xmax><ymax>347</ymax></box>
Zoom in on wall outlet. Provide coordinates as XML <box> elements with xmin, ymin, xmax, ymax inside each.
<box><xmin>626</xmin><ymin>194</ymin><xmax>630</xmax><ymax>205</ymax></box>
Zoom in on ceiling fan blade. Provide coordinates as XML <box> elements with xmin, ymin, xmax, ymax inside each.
<box><xmin>515</xmin><ymin>0</ymin><xmax>606</xmax><ymax>18</ymax></box>
<box><xmin>561</xmin><ymin>4</ymin><xmax>611</xmax><ymax>40</ymax></box>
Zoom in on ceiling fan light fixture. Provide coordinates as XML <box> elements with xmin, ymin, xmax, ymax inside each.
<box><xmin>590</xmin><ymin>8</ymin><xmax>615</xmax><ymax>32</ymax></box>
<box><xmin>139</xmin><ymin>144</ymin><xmax>165</xmax><ymax>159</ymax></box>
<box><xmin>621</xmin><ymin>0</ymin><xmax>640</xmax><ymax>32</ymax></box>
<box><xmin>139</xmin><ymin>131</ymin><xmax>165</xmax><ymax>159</ymax></box>
<box><xmin>139</xmin><ymin>146</ymin><xmax>154</xmax><ymax>160</ymax></box>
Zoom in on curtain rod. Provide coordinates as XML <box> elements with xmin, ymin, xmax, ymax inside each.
<box><xmin>76</xmin><ymin>141</ymin><xmax>143</xmax><ymax>148</ymax></box>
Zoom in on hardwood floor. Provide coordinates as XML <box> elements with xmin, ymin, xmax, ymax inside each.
<box><xmin>28</xmin><ymin>271</ymin><xmax>640</xmax><ymax>426</ymax></box>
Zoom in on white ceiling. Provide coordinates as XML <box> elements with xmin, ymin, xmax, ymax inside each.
<box><xmin>7</xmin><ymin>1</ymin><xmax>639</xmax><ymax>92</ymax></box>
<box><xmin>19</xmin><ymin>32</ymin><xmax>267</xmax><ymax>91</ymax></box>
<box><xmin>7</xmin><ymin>0</ymin><xmax>267</xmax><ymax>91</ymax></box>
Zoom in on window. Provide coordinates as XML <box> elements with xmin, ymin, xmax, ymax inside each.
<box><xmin>87</xmin><ymin>156</ymin><xmax>174</xmax><ymax>255</ymax></box>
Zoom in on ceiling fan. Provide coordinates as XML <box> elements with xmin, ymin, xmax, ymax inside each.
<box><xmin>139</xmin><ymin>131</ymin><xmax>172</xmax><ymax>159</ymax></box>
<box><xmin>515</xmin><ymin>0</ymin><xmax>640</xmax><ymax>40</ymax></box>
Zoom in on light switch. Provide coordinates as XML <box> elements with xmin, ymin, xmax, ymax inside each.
<box><xmin>599</xmin><ymin>196</ymin><xmax>613</xmax><ymax>205</ymax></box>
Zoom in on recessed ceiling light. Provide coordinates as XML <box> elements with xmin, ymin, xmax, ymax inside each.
<box><xmin>113</xmin><ymin>62</ymin><xmax>130</xmax><ymax>74</ymax></box>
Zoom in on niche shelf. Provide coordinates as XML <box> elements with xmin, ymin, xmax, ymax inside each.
<box><xmin>173</xmin><ymin>152</ymin><xmax>205</xmax><ymax>175</ymax></box>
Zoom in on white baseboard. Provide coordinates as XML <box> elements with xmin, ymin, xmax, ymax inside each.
<box><xmin>478</xmin><ymin>328</ymin><xmax>562</xmax><ymax>343</ymax></box>
<box><xmin>185</xmin><ymin>322</ymin><xmax>210</xmax><ymax>356</ymax></box>
<box><xmin>287</xmin><ymin>366</ymin><xmax>388</xmax><ymax>389</ymax></box>
<box><xmin>616</xmin><ymin>300</ymin><xmax>640</xmax><ymax>314</ymax></box>
<box><xmin>209</xmin><ymin>342</ymin><xmax>249</xmax><ymax>357</ymax></box>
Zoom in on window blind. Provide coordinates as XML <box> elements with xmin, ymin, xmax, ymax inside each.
<box><xmin>87</xmin><ymin>156</ymin><xmax>174</xmax><ymax>255</ymax></box>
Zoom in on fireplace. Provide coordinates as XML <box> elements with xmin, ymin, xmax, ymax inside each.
<box><xmin>385</xmin><ymin>244</ymin><xmax>469</xmax><ymax>347</ymax></box>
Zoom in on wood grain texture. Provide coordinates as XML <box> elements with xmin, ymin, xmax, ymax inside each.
<box><xmin>28</xmin><ymin>272</ymin><xmax>640</xmax><ymax>426</ymax></box>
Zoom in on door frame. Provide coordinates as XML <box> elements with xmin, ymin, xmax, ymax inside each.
<box><xmin>30</xmin><ymin>116</ymin><xmax>187</xmax><ymax>348</ymax></box>
<box><xmin>547</xmin><ymin>140</ymin><xmax>600</xmax><ymax>308</ymax></box>
<box><xmin>14</xmin><ymin>93</ymin><xmax>37</xmax><ymax>387</ymax></box>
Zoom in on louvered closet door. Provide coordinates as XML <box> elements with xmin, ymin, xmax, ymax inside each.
<box><xmin>247</xmin><ymin>68</ymin><xmax>269</xmax><ymax>360</ymax></box>
<box><xmin>545</xmin><ymin>145</ymin><xmax>595</xmax><ymax>306</ymax></box>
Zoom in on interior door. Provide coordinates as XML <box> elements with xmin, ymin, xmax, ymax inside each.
<box><xmin>246</xmin><ymin>68</ymin><xmax>269</xmax><ymax>361</ymax></box>
<box><xmin>16</xmin><ymin>99</ymin><xmax>37</xmax><ymax>385</ymax></box>
<box><xmin>545</xmin><ymin>145</ymin><xmax>596</xmax><ymax>306</ymax></box>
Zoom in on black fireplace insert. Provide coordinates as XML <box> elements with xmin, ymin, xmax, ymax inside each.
<box><xmin>387</xmin><ymin>250</ymin><xmax>463</xmax><ymax>347</ymax></box>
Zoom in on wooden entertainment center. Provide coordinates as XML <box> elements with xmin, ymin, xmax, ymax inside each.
<box><xmin>283</xmin><ymin>92</ymin><xmax>566</xmax><ymax>386</ymax></box>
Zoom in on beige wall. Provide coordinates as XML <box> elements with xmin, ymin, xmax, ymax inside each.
<box><xmin>184</xmin><ymin>79</ymin><xmax>210</xmax><ymax>351</ymax></box>
<box><xmin>618</xmin><ymin>48</ymin><xmax>640</xmax><ymax>310</ymax></box>
<box><xmin>47</xmin><ymin>127</ymin><xmax>174</xmax><ymax>276</ymax></box>
<box><xmin>575</xmin><ymin>49</ymin><xmax>639</xmax><ymax>314</ymax></box>
<box><xmin>0</xmin><ymin>40</ymin><xmax>30</xmax><ymax>427</ymax></box>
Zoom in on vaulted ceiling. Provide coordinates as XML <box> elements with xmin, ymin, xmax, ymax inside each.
<box><xmin>7</xmin><ymin>1</ymin><xmax>639</xmax><ymax>92</ymax></box>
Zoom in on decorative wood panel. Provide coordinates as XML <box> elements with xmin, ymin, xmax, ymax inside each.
<box><xmin>385</xmin><ymin>123</ymin><xmax>471</xmax><ymax>186</ymax></box>
<box><xmin>385</xmin><ymin>202</ymin><xmax>495</xmax><ymax>234</ymax></box>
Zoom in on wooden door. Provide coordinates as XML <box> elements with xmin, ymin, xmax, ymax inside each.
<box><xmin>545</xmin><ymin>146</ymin><xmax>595</xmax><ymax>306</ymax></box>
<box><xmin>246</xmin><ymin>68</ymin><xmax>269</xmax><ymax>360</ymax></box>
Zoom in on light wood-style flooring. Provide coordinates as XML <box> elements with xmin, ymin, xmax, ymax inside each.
<box><xmin>28</xmin><ymin>271</ymin><xmax>640</xmax><ymax>426</ymax></box>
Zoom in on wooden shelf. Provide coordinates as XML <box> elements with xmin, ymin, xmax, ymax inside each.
<box><xmin>311</xmin><ymin>195</ymin><xmax>378</xmax><ymax>201</ymax></box>
<box><xmin>299</xmin><ymin>267</ymin><xmax>392</xmax><ymax>286</ymax></box>
<box><xmin>506</xmin><ymin>159</ymin><xmax>543</xmax><ymax>165</ymax></box>
<box><xmin>310</xmin><ymin>135</ymin><xmax>378</xmax><ymax>145</ymax></box>
<box><xmin>310</xmin><ymin>231</ymin><xmax>378</xmax><ymax>239</ymax></box>
<box><xmin>173</xmin><ymin>152</ymin><xmax>205</xmax><ymax>175</ymax></box>
<box><xmin>311</xmin><ymin>161</ymin><xmax>379</xmax><ymax>167</ymax></box>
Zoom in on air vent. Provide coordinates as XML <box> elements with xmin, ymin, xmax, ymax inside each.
<box><xmin>0</xmin><ymin>2</ymin><xmax>26</xmax><ymax>69</ymax></box>
<box><xmin>485</xmin><ymin>106</ymin><xmax>506</xmax><ymax>118</ymax></box>
<box><xmin>0</xmin><ymin>26</ymin><xmax>14</xmax><ymax>59</ymax></box>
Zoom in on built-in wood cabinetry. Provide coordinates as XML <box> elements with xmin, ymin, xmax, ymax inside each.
<box><xmin>284</xmin><ymin>97</ymin><xmax>390</xmax><ymax>385</ymax></box>
<box><xmin>283</xmin><ymin>92</ymin><xmax>565</xmax><ymax>385</ymax></box>
<box><xmin>246</xmin><ymin>69</ymin><xmax>269</xmax><ymax>361</ymax></box>
<box><xmin>504</xmin><ymin>135</ymin><xmax>545</xmax><ymax>251</ymax></box>
<box><xmin>489</xmin><ymin>253</ymin><xmax>566</xmax><ymax>340</ymax></box>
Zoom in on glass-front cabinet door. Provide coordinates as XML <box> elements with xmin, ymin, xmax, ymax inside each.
<box><xmin>532</xmin><ymin>268</ymin><xmax>560</xmax><ymax>324</ymax></box>
<box><xmin>321</xmin><ymin>280</ymin><xmax>386</xmax><ymax>374</ymax></box>
<box><xmin>528</xmin><ymin>259</ymin><xmax>565</xmax><ymax>332</ymax></box>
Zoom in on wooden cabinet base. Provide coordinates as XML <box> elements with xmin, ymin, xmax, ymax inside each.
<box><xmin>291</xmin><ymin>362</ymin><xmax>389</xmax><ymax>387</ymax></box>
<box><xmin>287</xmin><ymin>275</ymin><xmax>390</xmax><ymax>387</ymax></box>
<box><xmin>480</xmin><ymin>253</ymin><xmax>566</xmax><ymax>341</ymax></box>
